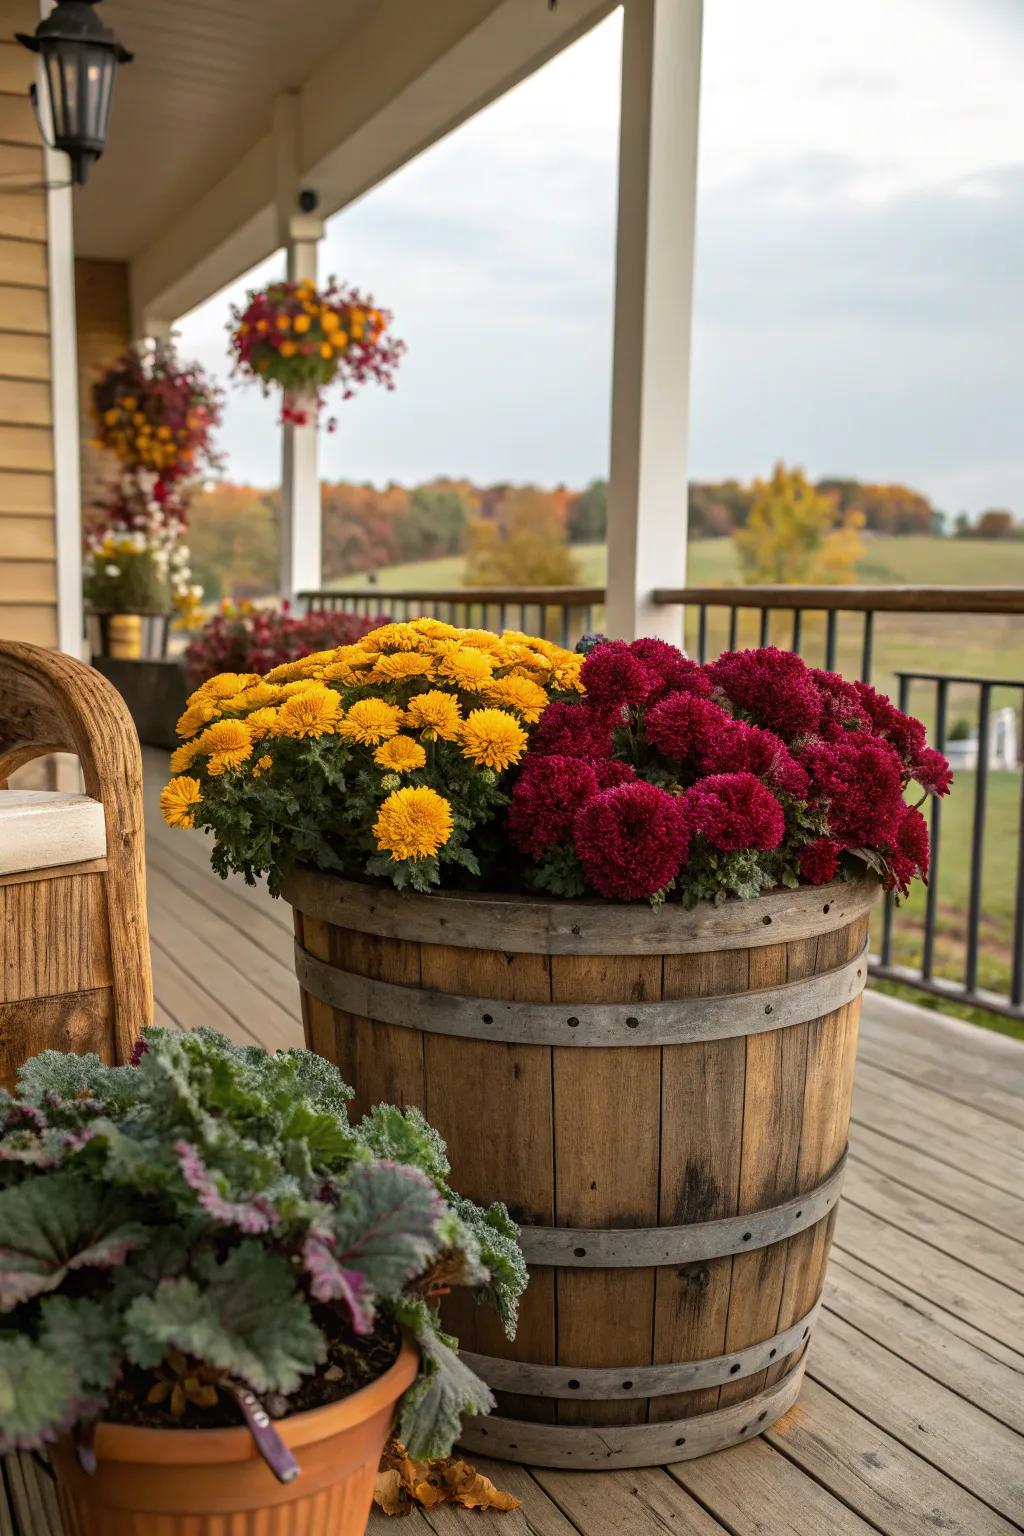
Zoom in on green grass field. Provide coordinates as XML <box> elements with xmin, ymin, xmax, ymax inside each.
<box><xmin>330</xmin><ymin>534</ymin><xmax>1024</xmax><ymax>1034</ymax></box>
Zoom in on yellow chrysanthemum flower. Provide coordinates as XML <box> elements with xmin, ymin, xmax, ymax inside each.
<box><xmin>373</xmin><ymin>735</ymin><xmax>427</xmax><ymax>773</ymax></box>
<box><xmin>459</xmin><ymin>708</ymin><xmax>527</xmax><ymax>771</ymax></box>
<box><xmin>360</xmin><ymin>622</ymin><xmax>422</xmax><ymax>653</ymax></box>
<box><xmin>264</xmin><ymin>659</ymin><xmax>307</xmax><ymax>683</ymax></box>
<box><xmin>320</xmin><ymin>660</ymin><xmax>369</xmax><ymax>686</ymax></box>
<box><xmin>160</xmin><ymin>775</ymin><xmax>203</xmax><ymax>829</ymax></box>
<box><xmin>482</xmin><ymin>674</ymin><xmax>550</xmax><ymax>723</ymax></box>
<box><xmin>438</xmin><ymin>646</ymin><xmax>494</xmax><ymax>691</ymax></box>
<box><xmin>246</xmin><ymin>707</ymin><xmax>280</xmax><ymax>741</ymax></box>
<box><xmin>272</xmin><ymin>687</ymin><xmax>342</xmax><ymax>739</ymax></box>
<box><xmin>176</xmin><ymin>699</ymin><xmax>219</xmax><ymax>739</ymax></box>
<box><xmin>228</xmin><ymin>682</ymin><xmax>283</xmax><ymax>712</ymax></box>
<box><xmin>195</xmin><ymin>718</ymin><xmax>254</xmax><ymax>776</ymax></box>
<box><xmin>338</xmin><ymin>697</ymin><xmax>404</xmax><ymax>745</ymax></box>
<box><xmin>277</xmin><ymin>677</ymin><xmax>329</xmax><ymax>698</ymax></box>
<box><xmin>199</xmin><ymin>672</ymin><xmax>260</xmax><ymax>700</ymax></box>
<box><xmin>409</xmin><ymin>617</ymin><xmax>460</xmax><ymax>641</ymax></box>
<box><xmin>369</xmin><ymin>651</ymin><xmax>434</xmax><ymax>684</ymax></box>
<box><xmin>551</xmin><ymin>652</ymin><xmax>584</xmax><ymax>691</ymax></box>
<box><xmin>404</xmin><ymin>690</ymin><xmax>463</xmax><ymax>741</ymax></box>
<box><xmin>252</xmin><ymin>754</ymin><xmax>274</xmax><ymax>777</ymax></box>
<box><xmin>373</xmin><ymin>786</ymin><xmax>453</xmax><ymax>861</ymax></box>
<box><xmin>169</xmin><ymin>740</ymin><xmax>201</xmax><ymax>774</ymax></box>
<box><xmin>291</xmin><ymin>649</ymin><xmax>340</xmax><ymax>677</ymax></box>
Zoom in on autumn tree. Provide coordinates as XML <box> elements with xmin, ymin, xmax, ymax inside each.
<box><xmin>976</xmin><ymin>509</ymin><xmax>1018</xmax><ymax>539</ymax></box>
<box><xmin>734</xmin><ymin>462</ymin><xmax>864</xmax><ymax>585</ymax></box>
<box><xmin>394</xmin><ymin>480</ymin><xmax>477</xmax><ymax>561</ymax></box>
<box><xmin>189</xmin><ymin>482</ymin><xmax>279</xmax><ymax>601</ymax></box>
<box><xmin>567</xmin><ymin>480</ymin><xmax>608</xmax><ymax>544</ymax></box>
<box><xmin>464</xmin><ymin>488</ymin><xmax>579</xmax><ymax>587</ymax></box>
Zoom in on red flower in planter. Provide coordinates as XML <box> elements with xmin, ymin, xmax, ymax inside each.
<box><xmin>800</xmin><ymin>736</ymin><xmax>906</xmax><ymax>849</ymax></box>
<box><xmin>697</xmin><ymin>719</ymin><xmax>809</xmax><ymax>797</ymax></box>
<box><xmin>684</xmin><ymin>772</ymin><xmax>785</xmax><ymax>853</ymax></box>
<box><xmin>574</xmin><ymin>781</ymin><xmax>690</xmax><ymax>901</ymax></box>
<box><xmin>579</xmin><ymin>640</ymin><xmax>654</xmax><ymax>711</ymax></box>
<box><xmin>709</xmin><ymin>647</ymin><xmax>823</xmax><ymax>741</ymax></box>
<box><xmin>507</xmin><ymin>756</ymin><xmax>599</xmax><ymax>860</ymax></box>
<box><xmin>530</xmin><ymin>700</ymin><xmax>615</xmax><ymax>761</ymax></box>
<box><xmin>644</xmin><ymin>692</ymin><xmax>733</xmax><ymax>767</ymax></box>
<box><xmin>627</xmin><ymin>638</ymin><xmax>712</xmax><ymax>700</ymax></box>
<box><xmin>799</xmin><ymin>837</ymin><xmax>842</xmax><ymax>886</ymax></box>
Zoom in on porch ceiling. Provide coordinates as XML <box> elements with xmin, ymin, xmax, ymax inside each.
<box><xmin>68</xmin><ymin>0</ymin><xmax>617</xmax><ymax>330</ymax></box>
<box><xmin>73</xmin><ymin>0</ymin><xmax>374</xmax><ymax>263</ymax></box>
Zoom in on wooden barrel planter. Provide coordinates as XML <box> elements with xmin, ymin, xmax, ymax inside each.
<box><xmin>283</xmin><ymin>870</ymin><xmax>879</xmax><ymax>1471</ymax></box>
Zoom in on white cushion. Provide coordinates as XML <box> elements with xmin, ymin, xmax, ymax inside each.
<box><xmin>0</xmin><ymin>790</ymin><xmax>107</xmax><ymax>877</ymax></box>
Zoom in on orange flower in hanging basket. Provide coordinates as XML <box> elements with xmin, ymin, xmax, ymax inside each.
<box><xmin>229</xmin><ymin>277</ymin><xmax>406</xmax><ymax>428</ymax></box>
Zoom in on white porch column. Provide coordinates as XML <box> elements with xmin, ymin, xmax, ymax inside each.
<box><xmin>279</xmin><ymin>218</ymin><xmax>324</xmax><ymax>605</ymax></box>
<box><xmin>605</xmin><ymin>0</ymin><xmax>703</xmax><ymax>644</ymax></box>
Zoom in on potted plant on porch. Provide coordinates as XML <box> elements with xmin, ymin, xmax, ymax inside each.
<box><xmin>0</xmin><ymin>1026</ymin><xmax>526</xmax><ymax>1531</ymax></box>
<box><xmin>161</xmin><ymin>622</ymin><xmax>951</xmax><ymax>1469</ymax></box>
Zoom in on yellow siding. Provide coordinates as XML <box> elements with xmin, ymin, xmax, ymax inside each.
<box><xmin>0</xmin><ymin>10</ymin><xmax>56</xmax><ymax>641</ymax></box>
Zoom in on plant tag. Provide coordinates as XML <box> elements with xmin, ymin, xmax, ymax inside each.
<box><xmin>227</xmin><ymin>1385</ymin><xmax>301</xmax><ymax>1484</ymax></box>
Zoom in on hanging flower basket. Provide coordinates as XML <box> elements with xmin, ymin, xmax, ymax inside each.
<box><xmin>91</xmin><ymin>342</ymin><xmax>223</xmax><ymax>513</ymax></box>
<box><xmin>229</xmin><ymin>277</ymin><xmax>405</xmax><ymax>428</ymax></box>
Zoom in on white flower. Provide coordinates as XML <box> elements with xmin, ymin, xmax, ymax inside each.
<box><xmin>104</xmin><ymin>564</ymin><xmax>120</xmax><ymax>578</ymax></box>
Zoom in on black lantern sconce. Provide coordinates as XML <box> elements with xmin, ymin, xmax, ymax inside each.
<box><xmin>16</xmin><ymin>0</ymin><xmax>132</xmax><ymax>185</ymax></box>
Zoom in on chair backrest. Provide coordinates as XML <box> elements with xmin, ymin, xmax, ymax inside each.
<box><xmin>0</xmin><ymin>641</ymin><xmax>152</xmax><ymax>1064</ymax></box>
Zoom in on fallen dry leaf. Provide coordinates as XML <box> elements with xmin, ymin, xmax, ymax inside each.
<box><xmin>373</xmin><ymin>1438</ymin><xmax>520</xmax><ymax>1516</ymax></box>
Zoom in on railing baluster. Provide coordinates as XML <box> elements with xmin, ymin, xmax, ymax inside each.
<box><xmin>860</xmin><ymin>610</ymin><xmax>874</xmax><ymax>682</ymax></box>
<box><xmin>824</xmin><ymin>610</ymin><xmax>838</xmax><ymax>671</ymax></box>
<box><xmin>881</xmin><ymin>673</ymin><xmax>912</xmax><ymax>967</ymax></box>
<box><xmin>965</xmin><ymin>683</ymin><xmax>991</xmax><ymax>996</ymax></box>
<box><xmin>791</xmin><ymin>608</ymin><xmax>802</xmax><ymax>655</ymax></box>
<box><xmin>1012</xmin><ymin>749</ymin><xmax>1024</xmax><ymax>1008</ymax></box>
<box><xmin>728</xmin><ymin>606</ymin><xmax>738</xmax><ymax>652</ymax></box>
<box><xmin>560</xmin><ymin>605</ymin><xmax>570</xmax><ymax>648</ymax></box>
<box><xmin>921</xmin><ymin>677</ymin><xmax>948</xmax><ymax>979</ymax></box>
<box><xmin>759</xmin><ymin>607</ymin><xmax>770</xmax><ymax>648</ymax></box>
<box><xmin>696</xmin><ymin>604</ymin><xmax>708</xmax><ymax>664</ymax></box>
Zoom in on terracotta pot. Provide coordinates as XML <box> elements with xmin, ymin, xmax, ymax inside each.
<box><xmin>51</xmin><ymin>1336</ymin><xmax>418</xmax><ymax>1535</ymax></box>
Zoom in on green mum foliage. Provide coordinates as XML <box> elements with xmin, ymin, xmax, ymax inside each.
<box><xmin>0</xmin><ymin>1028</ymin><xmax>526</xmax><ymax>1460</ymax></box>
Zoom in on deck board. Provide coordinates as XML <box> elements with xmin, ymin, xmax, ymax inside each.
<box><xmin>7</xmin><ymin>749</ymin><xmax>1022</xmax><ymax>1535</ymax></box>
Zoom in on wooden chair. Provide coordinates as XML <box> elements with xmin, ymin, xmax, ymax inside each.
<box><xmin>0</xmin><ymin>641</ymin><xmax>152</xmax><ymax>1090</ymax></box>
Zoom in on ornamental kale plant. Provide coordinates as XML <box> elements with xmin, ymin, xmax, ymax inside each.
<box><xmin>0</xmin><ymin>1029</ymin><xmax>526</xmax><ymax>1462</ymax></box>
<box><xmin>507</xmin><ymin>640</ymin><xmax>952</xmax><ymax>903</ymax></box>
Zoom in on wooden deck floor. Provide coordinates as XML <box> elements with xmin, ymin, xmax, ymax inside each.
<box><xmin>4</xmin><ymin>749</ymin><xmax>1023</xmax><ymax>1534</ymax></box>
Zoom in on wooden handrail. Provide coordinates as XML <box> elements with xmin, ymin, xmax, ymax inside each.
<box><xmin>652</xmin><ymin>585</ymin><xmax>1024</xmax><ymax>615</ymax></box>
<box><xmin>300</xmin><ymin>586</ymin><xmax>606</xmax><ymax>605</ymax></box>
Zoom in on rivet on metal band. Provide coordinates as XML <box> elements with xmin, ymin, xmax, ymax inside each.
<box><xmin>460</xmin><ymin>1297</ymin><xmax>821</xmax><ymax>1399</ymax></box>
<box><xmin>457</xmin><ymin>1358</ymin><xmax>807</xmax><ymax>1470</ymax></box>
<box><xmin>517</xmin><ymin>1152</ymin><xmax>846</xmax><ymax>1268</ymax></box>
<box><xmin>293</xmin><ymin>941</ymin><xmax>868</xmax><ymax>1048</ymax></box>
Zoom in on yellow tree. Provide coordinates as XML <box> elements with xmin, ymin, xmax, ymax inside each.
<box><xmin>734</xmin><ymin>462</ymin><xmax>863</xmax><ymax>584</ymax></box>
<box><xmin>464</xmin><ymin>489</ymin><xmax>579</xmax><ymax>587</ymax></box>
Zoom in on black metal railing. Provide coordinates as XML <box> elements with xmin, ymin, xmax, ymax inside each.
<box><xmin>300</xmin><ymin>586</ymin><xmax>605</xmax><ymax>649</ymax></box>
<box><xmin>654</xmin><ymin>586</ymin><xmax>1024</xmax><ymax>1022</ymax></box>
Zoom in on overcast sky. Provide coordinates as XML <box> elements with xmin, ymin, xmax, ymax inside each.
<box><xmin>176</xmin><ymin>0</ymin><xmax>1024</xmax><ymax>516</ymax></box>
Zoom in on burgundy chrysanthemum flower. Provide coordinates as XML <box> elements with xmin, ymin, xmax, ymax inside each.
<box><xmin>684</xmin><ymin>772</ymin><xmax>785</xmax><ymax>852</ymax></box>
<box><xmin>799</xmin><ymin>837</ymin><xmax>842</xmax><ymax>885</ymax></box>
<box><xmin>530</xmin><ymin>699</ymin><xmax>615</xmax><ymax>760</ymax></box>
<box><xmin>800</xmin><ymin>736</ymin><xmax>906</xmax><ymax>848</ymax></box>
<box><xmin>644</xmin><ymin>692</ymin><xmax>734</xmax><ymax>766</ymax></box>
<box><xmin>710</xmin><ymin>647</ymin><xmax>822</xmax><ymax>741</ymax></box>
<box><xmin>627</xmin><ymin>638</ymin><xmax>712</xmax><ymax>700</ymax></box>
<box><xmin>573</xmin><ymin>781</ymin><xmax>690</xmax><ymax>900</ymax></box>
<box><xmin>593</xmin><ymin>759</ymin><xmax>637</xmax><ymax>789</ymax></box>
<box><xmin>508</xmin><ymin>755</ymin><xmax>599</xmax><ymax>859</ymax></box>
<box><xmin>810</xmin><ymin>668</ymin><xmax>871</xmax><ymax>733</ymax></box>
<box><xmin>699</xmin><ymin>720</ymin><xmax>809</xmax><ymax>797</ymax></box>
<box><xmin>580</xmin><ymin>639</ymin><xmax>653</xmax><ymax>711</ymax></box>
<box><xmin>911</xmin><ymin>745</ymin><xmax>953</xmax><ymax>797</ymax></box>
<box><xmin>896</xmin><ymin>804</ymin><xmax>927</xmax><ymax>878</ymax></box>
<box><xmin>854</xmin><ymin>681</ymin><xmax>927</xmax><ymax>761</ymax></box>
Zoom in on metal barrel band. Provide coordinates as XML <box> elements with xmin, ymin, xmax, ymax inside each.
<box><xmin>461</xmin><ymin>1296</ymin><xmax>821</xmax><ymax>1400</ymax></box>
<box><xmin>293</xmin><ymin>941</ymin><xmax>868</xmax><ymax>1048</ymax></box>
<box><xmin>516</xmin><ymin>1152</ymin><xmax>845</xmax><ymax>1268</ymax></box>
<box><xmin>457</xmin><ymin>1359</ymin><xmax>807</xmax><ymax>1470</ymax></box>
